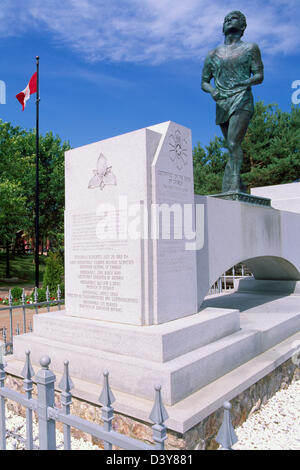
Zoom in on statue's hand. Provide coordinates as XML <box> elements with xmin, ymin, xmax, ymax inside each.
<box><xmin>211</xmin><ymin>89</ymin><xmax>221</xmax><ymax>102</ymax></box>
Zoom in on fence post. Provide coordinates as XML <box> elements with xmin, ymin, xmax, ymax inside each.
<box><xmin>2</xmin><ymin>328</ymin><xmax>7</xmax><ymax>355</ymax></box>
<box><xmin>99</xmin><ymin>370</ymin><xmax>115</xmax><ymax>450</ymax></box>
<box><xmin>46</xmin><ymin>286</ymin><xmax>50</xmax><ymax>313</ymax></box>
<box><xmin>149</xmin><ymin>385</ymin><xmax>168</xmax><ymax>450</ymax></box>
<box><xmin>34</xmin><ymin>287</ymin><xmax>38</xmax><ymax>315</ymax></box>
<box><xmin>0</xmin><ymin>344</ymin><xmax>6</xmax><ymax>450</ymax></box>
<box><xmin>22</xmin><ymin>288</ymin><xmax>26</xmax><ymax>333</ymax></box>
<box><xmin>215</xmin><ymin>401</ymin><xmax>238</xmax><ymax>450</ymax></box>
<box><xmin>8</xmin><ymin>290</ymin><xmax>13</xmax><ymax>350</ymax></box>
<box><xmin>58</xmin><ymin>360</ymin><xmax>74</xmax><ymax>450</ymax></box>
<box><xmin>21</xmin><ymin>350</ymin><xmax>35</xmax><ymax>450</ymax></box>
<box><xmin>35</xmin><ymin>355</ymin><xmax>56</xmax><ymax>450</ymax></box>
<box><xmin>57</xmin><ymin>285</ymin><xmax>61</xmax><ymax>311</ymax></box>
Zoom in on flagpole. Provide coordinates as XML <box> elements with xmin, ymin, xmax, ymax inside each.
<box><xmin>35</xmin><ymin>56</ymin><xmax>40</xmax><ymax>288</ymax></box>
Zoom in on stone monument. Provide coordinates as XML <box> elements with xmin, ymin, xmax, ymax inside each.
<box><xmin>9</xmin><ymin>122</ymin><xmax>300</xmax><ymax>437</ymax></box>
<box><xmin>64</xmin><ymin>121</ymin><xmax>197</xmax><ymax>325</ymax></box>
<box><xmin>201</xmin><ymin>10</ymin><xmax>264</xmax><ymax>197</ymax></box>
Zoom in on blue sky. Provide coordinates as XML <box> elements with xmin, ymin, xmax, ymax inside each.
<box><xmin>0</xmin><ymin>0</ymin><xmax>299</xmax><ymax>150</ymax></box>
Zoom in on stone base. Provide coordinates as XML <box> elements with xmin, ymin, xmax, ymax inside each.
<box><xmin>209</xmin><ymin>191</ymin><xmax>271</xmax><ymax>207</ymax></box>
<box><xmin>6</xmin><ymin>334</ymin><xmax>300</xmax><ymax>449</ymax></box>
<box><xmin>11</xmin><ymin>283</ymin><xmax>300</xmax><ymax>406</ymax></box>
<box><xmin>13</xmin><ymin>307</ymin><xmax>261</xmax><ymax>406</ymax></box>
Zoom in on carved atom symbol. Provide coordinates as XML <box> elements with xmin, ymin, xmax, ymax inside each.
<box><xmin>169</xmin><ymin>130</ymin><xmax>188</xmax><ymax>171</ymax></box>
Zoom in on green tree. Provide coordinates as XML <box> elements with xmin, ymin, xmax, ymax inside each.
<box><xmin>193</xmin><ymin>136</ymin><xmax>227</xmax><ymax>195</ymax></box>
<box><xmin>0</xmin><ymin>120</ymin><xmax>70</xmax><ymax>251</ymax></box>
<box><xmin>43</xmin><ymin>251</ymin><xmax>64</xmax><ymax>295</ymax></box>
<box><xmin>193</xmin><ymin>102</ymin><xmax>300</xmax><ymax>195</ymax></box>
<box><xmin>0</xmin><ymin>180</ymin><xmax>28</xmax><ymax>277</ymax></box>
<box><xmin>241</xmin><ymin>102</ymin><xmax>300</xmax><ymax>188</ymax></box>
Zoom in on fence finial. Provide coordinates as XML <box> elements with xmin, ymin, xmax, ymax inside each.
<box><xmin>22</xmin><ymin>288</ymin><xmax>26</xmax><ymax>304</ymax></box>
<box><xmin>8</xmin><ymin>290</ymin><xmax>12</xmax><ymax>306</ymax></box>
<box><xmin>58</xmin><ymin>360</ymin><xmax>74</xmax><ymax>393</ymax></box>
<box><xmin>99</xmin><ymin>371</ymin><xmax>115</xmax><ymax>407</ymax></box>
<box><xmin>215</xmin><ymin>401</ymin><xmax>238</xmax><ymax>450</ymax></box>
<box><xmin>39</xmin><ymin>355</ymin><xmax>51</xmax><ymax>370</ymax></box>
<box><xmin>34</xmin><ymin>287</ymin><xmax>38</xmax><ymax>303</ymax></box>
<box><xmin>149</xmin><ymin>385</ymin><xmax>168</xmax><ymax>425</ymax></box>
<box><xmin>57</xmin><ymin>285</ymin><xmax>61</xmax><ymax>301</ymax></box>
<box><xmin>149</xmin><ymin>385</ymin><xmax>168</xmax><ymax>450</ymax></box>
<box><xmin>21</xmin><ymin>350</ymin><xmax>35</xmax><ymax>380</ymax></box>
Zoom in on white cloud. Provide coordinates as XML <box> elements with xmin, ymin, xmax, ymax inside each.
<box><xmin>0</xmin><ymin>0</ymin><xmax>299</xmax><ymax>64</ymax></box>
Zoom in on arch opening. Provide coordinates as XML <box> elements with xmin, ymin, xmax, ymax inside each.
<box><xmin>206</xmin><ymin>256</ymin><xmax>300</xmax><ymax>299</ymax></box>
<box><xmin>242</xmin><ymin>256</ymin><xmax>300</xmax><ymax>281</ymax></box>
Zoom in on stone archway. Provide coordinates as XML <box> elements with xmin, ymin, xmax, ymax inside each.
<box><xmin>243</xmin><ymin>255</ymin><xmax>300</xmax><ymax>281</ymax></box>
<box><xmin>196</xmin><ymin>195</ymin><xmax>300</xmax><ymax>308</ymax></box>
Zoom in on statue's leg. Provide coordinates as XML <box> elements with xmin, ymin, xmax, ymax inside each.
<box><xmin>220</xmin><ymin>122</ymin><xmax>232</xmax><ymax>192</ymax></box>
<box><xmin>222</xmin><ymin>110</ymin><xmax>251</xmax><ymax>192</ymax></box>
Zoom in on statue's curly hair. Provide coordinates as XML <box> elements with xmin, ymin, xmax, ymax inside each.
<box><xmin>223</xmin><ymin>11</ymin><xmax>247</xmax><ymax>37</ymax></box>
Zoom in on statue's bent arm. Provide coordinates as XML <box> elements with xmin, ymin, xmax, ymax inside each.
<box><xmin>201</xmin><ymin>54</ymin><xmax>219</xmax><ymax>99</ymax></box>
<box><xmin>240</xmin><ymin>43</ymin><xmax>264</xmax><ymax>87</ymax></box>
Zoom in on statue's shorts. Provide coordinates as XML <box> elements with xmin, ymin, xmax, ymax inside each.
<box><xmin>216</xmin><ymin>89</ymin><xmax>254</xmax><ymax>125</ymax></box>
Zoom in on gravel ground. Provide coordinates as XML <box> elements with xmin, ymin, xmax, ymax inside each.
<box><xmin>4</xmin><ymin>407</ymin><xmax>100</xmax><ymax>450</ymax></box>
<box><xmin>232</xmin><ymin>379</ymin><xmax>300</xmax><ymax>450</ymax></box>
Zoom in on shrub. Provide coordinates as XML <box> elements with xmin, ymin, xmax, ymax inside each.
<box><xmin>43</xmin><ymin>252</ymin><xmax>64</xmax><ymax>296</ymax></box>
<box><xmin>10</xmin><ymin>287</ymin><xmax>23</xmax><ymax>301</ymax></box>
<box><xmin>29</xmin><ymin>287</ymin><xmax>47</xmax><ymax>303</ymax></box>
<box><xmin>58</xmin><ymin>282</ymin><xmax>65</xmax><ymax>299</ymax></box>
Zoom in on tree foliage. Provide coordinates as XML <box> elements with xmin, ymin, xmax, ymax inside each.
<box><xmin>0</xmin><ymin>120</ymin><xmax>70</xmax><ymax>250</ymax></box>
<box><xmin>0</xmin><ymin>180</ymin><xmax>28</xmax><ymax>243</ymax></box>
<box><xmin>193</xmin><ymin>102</ymin><xmax>300</xmax><ymax>195</ymax></box>
<box><xmin>193</xmin><ymin>136</ymin><xmax>228</xmax><ymax>195</ymax></box>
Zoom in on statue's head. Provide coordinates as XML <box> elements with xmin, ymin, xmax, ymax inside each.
<box><xmin>223</xmin><ymin>11</ymin><xmax>247</xmax><ymax>37</ymax></box>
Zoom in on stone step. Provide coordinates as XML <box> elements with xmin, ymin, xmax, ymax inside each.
<box><xmin>31</xmin><ymin>307</ymin><xmax>240</xmax><ymax>362</ymax></box>
<box><xmin>240</xmin><ymin>311</ymin><xmax>300</xmax><ymax>352</ymax></box>
<box><xmin>12</xmin><ymin>327</ymin><xmax>260</xmax><ymax>405</ymax></box>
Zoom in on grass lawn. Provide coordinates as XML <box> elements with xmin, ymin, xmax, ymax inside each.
<box><xmin>0</xmin><ymin>252</ymin><xmax>46</xmax><ymax>288</ymax></box>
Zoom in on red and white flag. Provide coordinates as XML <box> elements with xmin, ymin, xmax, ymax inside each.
<box><xmin>16</xmin><ymin>72</ymin><xmax>37</xmax><ymax>111</ymax></box>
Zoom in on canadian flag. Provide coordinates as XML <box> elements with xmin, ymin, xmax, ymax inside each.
<box><xmin>16</xmin><ymin>72</ymin><xmax>37</xmax><ymax>111</ymax></box>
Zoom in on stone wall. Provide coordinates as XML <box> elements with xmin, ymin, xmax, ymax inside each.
<box><xmin>4</xmin><ymin>358</ymin><xmax>300</xmax><ymax>450</ymax></box>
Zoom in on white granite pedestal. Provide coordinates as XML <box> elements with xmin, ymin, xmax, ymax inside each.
<box><xmin>9</xmin><ymin>123</ymin><xmax>300</xmax><ymax>430</ymax></box>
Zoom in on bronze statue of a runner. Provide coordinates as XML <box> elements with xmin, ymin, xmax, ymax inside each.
<box><xmin>201</xmin><ymin>11</ymin><xmax>264</xmax><ymax>193</ymax></box>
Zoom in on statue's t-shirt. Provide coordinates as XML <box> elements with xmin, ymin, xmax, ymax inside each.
<box><xmin>202</xmin><ymin>41</ymin><xmax>264</xmax><ymax>125</ymax></box>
